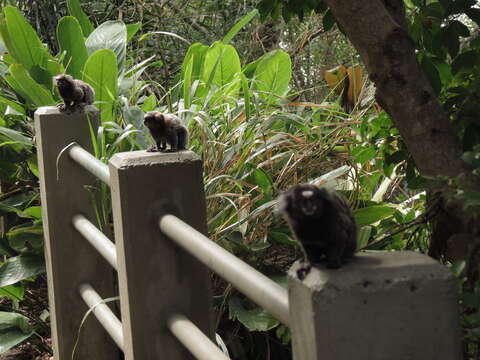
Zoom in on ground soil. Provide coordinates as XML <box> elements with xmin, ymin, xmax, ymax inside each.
<box><xmin>0</xmin><ymin>276</ymin><xmax>52</xmax><ymax>360</ymax></box>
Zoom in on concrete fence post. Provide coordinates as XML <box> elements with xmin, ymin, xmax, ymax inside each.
<box><xmin>288</xmin><ymin>251</ymin><xmax>462</xmax><ymax>360</ymax></box>
<box><xmin>109</xmin><ymin>150</ymin><xmax>213</xmax><ymax>360</ymax></box>
<box><xmin>35</xmin><ymin>106</ymin><xmax>118</xmax><ymax>359</ymax></box>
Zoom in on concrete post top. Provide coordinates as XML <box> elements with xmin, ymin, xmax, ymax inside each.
<box><xmin>289</xmin><ymin>251</ymin><xmax>455</xmax><ymax>289</ymax></box>
<box><xmin>35</xmin><ymin>105</ymin><xmax>99</xmax><ymax>116</ymax></box>
<box><xmin>109</xmin><ymin>150</ymin><xmax>200</xmax><ymax>169</ymax></box>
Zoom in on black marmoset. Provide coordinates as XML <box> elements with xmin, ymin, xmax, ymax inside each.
<box><xmin>143</xmin><ymin>111</ymin><xmax>188</xmax><ymax>152</ymax></box>
<box><xmin>54</xmin><ymin>74</ymin><xmax>95</xmax><ymax>113</ymax></box>
<box><xmin>278</xmin><ymin>184</ymin><xmax>357</xmax><ymax>272</ymax></box>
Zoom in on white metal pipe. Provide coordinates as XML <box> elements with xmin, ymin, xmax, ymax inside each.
<box><xmin>167</xmin><ymin>313</ymin><xmax>230</xmax><ymax>360</ymax></box>
<box><xmin>78</xmin><ymin>283</ymin><xmax>124</xmax><ymax>351</ymax></box>
<box><xmin>69</xmin><ymin>145</ymin><xmax>110</xmax><ymax>185</ymax></box>
<box><xmin>72</xmin><ymin>214</ymin><xmax>117</xmax><ymax>270</ymax></box>
<box><xmin>159</xmin><ymin>215</ymin><xmax>290</xmax><ymax>326</ymax></box>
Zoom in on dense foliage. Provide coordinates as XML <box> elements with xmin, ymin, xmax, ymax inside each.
<box><xmin>0</xmin><ymin>0</ymin><xmax>476</xmax><ymax>358</ymax></box>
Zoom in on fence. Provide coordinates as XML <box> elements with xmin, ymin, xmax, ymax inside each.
<box><xmin>35</xmin><ymin>106</ymin><xmax>462</xmax><ymax>360</ymax></box>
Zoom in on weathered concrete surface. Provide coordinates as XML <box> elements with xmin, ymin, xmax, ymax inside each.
<box><xmin>288</xmin><ymin>251</ymin><xmax>461</xmax><ymax>360</ymax></box>
<box><xmin>35</xmin><ymin>106</ymin><xmax>119</xmax><ymax>359</ymax></box>
<box><xmin>109</xmin><ymin>150</ymin><xmax>213</xmax><ymax>360</ymax></box>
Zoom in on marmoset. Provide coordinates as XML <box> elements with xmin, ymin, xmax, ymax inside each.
<box><xmin>278</xmin><ymin>184</ymin><xmax>357</xmax><ymax>276</ymax></box>
<box><xmin>143</xmin><ymin>111</ymin><xmax>188</xmax><ymax>152</ymax></box>
<box><xmin>54</xmin><ymin>74</ymin><xmax>95</xmax><ymax>113</ymax></box>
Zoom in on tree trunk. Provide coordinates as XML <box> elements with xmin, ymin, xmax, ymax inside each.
<box><xmin>322</xmin><ymin>0</ymin><xmax>480</xmax><ymax>261</ymax></box>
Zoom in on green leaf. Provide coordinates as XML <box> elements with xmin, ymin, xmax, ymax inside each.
<box><xmin>67</xmin><ymin>0</ymin><xmax>94</xmax><ymax>37</ymax></box>
<box><xmin>83</xmin><ymin>49</ymin><xmax>118</xmax><ymax>123</ymax></box>
<box><xmin>250</xmin><ymin>168</ymin><xmax>273</xmax><ymax>196</ymax></box>
<box><xmin>441</xmin><ymin>25</ymin><xmax>460</xmax><ymax>58</ymax></box>
<box><xmin>424</xmin><ymin>2</ymin><xmax>445</xmax><ymax>19</ymax></box>
<box><xmin>181</xmin><ymin>42</ymin><xmax>208</xmax><ymax>82</ymax></box>
<box><xmin>0</xmin><ymin>126</ymin><xmax>32</xmax><ymax>147</ymax></box>
<box><xmin>0</xmin><ymin>284</ymin><xmax>24</xmax><ymax>301</ymax></box>
<box><xmin>269</xmin><ymin>231</ymin><xmax>297</xmax><ymax>246</ymax></box>
<box><xmin>223</xmin><ymin>9</ymin><xmax>259</xmax><ymax>44</ymax></box>
<box><xmin>253</xmin><ymin>50</ymin><xmax>292</xmax><ymax>103</ymax></box>
<box><xmin>240</xmin><ymin>72</ymin><xmax>251</xmax><ymax>120</ymax></box>
<box><xmin>3</xmin><ymin>6</ymin><xmax>53</xmax><ymax>70</ymax></box>
<box><xmin>27</xmin><ymin>156</ymin><xmax>39</xmax><ymax>178</ymax></box>
<box><xmin>354</xmin><ymin>205</ymin><xmax>396</xmax><ymax>227</ymax></box>
<box><xmin>433</xmin><ymin>59</ymin><xmax>452</xmax><ymax>85</ymax></box>
<box><xmin>358</xmin><ymin>226</ymin><xmax>372</xmax><ymax>248</ymax></box>
<box><xmin>0</xmin><ymin>312</ymin><xmax>32</xmax><ymax>333</ymax></box>
<box><xmin>0</xmin><ymin>255</ymin><xmax>45</xmax><ymax>288</ymax></box>
<box><xmin>452</xmin><ymin>50</ymin><xmax>478</xmax><ymax>74</ymax></box>
<box><xmin>420</xmin><ymin>56</ymin><xmax>441</xmax><ymax>94</ymax></box>
<box><xmin>0</xmin><ymin>96</ymin><xmax>25</xmax><ymax>115</ymax></box>
<box><xmin>0</xmin><ymin>19</ymin><xmax>19</xmax><ymax>62</ymax></box>
<box><xmin>183</xmin><ymin>56</ymin><xmax>193</xmax><ymax>109</ymax></box>
<box><xmin>202</xmin><ymin>41</ymin><xmax>241</xmax><ymax>92</ymax></box>
<box><xmin>139</xmin><ymin>94</ymin><xmax>156</xmax><ymax>112</ymax></box>
<box><xmin>322</xmin><ymin>9</ymin><xmax>336</xmax><ymax>31</ymax></box>
<box><xmin>20</xmin><ymin>206</ymin><xmax>41</xmax><ymax>219</ymax></box>
<box><xmin>353</xmin><ymin>146</ymin><xmax>377</xmax><ymax>164</ymax></box>
<box><xmin>57</xmin><ymin>16</ymin><xmax>89</xmax><ymax>79</ymax></box>
<box><xmin>8</xmin><ymin>64</ymin><xmax>55</xmax><ymax>107</ymax></box>
<box><xmin>7</xmin><ymin>225</ymin><xmax>43</xmax><ymax>252</ymax></box>
<box><xmin>243</xmin><ymin>57</ymin><xmax>261</xmax><ymax>78</ymax></box>
<box><xmin>126</xmin><ymin>22</ymin><xmax>142</xmax><ymax>43</ymax></box>
<box><xmin>0</xmin><ymin>312</ymin><xmax>34</xmax><ymax>354</ymax></box>
<box><xmin>229</xmin><ymin>297</ymin><xmax>279</xmax><ymax>331</ymax></box>
<box><xmin>0</xmin><ymin>328</ymin><xmax>34</xmax><ymax>354</ymax></box>
<box><xmin>85</xmin><ymin>21</ymin><xmax>127</xmax><ymax>72</ymax></box>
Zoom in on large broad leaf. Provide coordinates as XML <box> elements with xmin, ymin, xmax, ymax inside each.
<box><xmin>3</xmin><ymin>6</ymin><xmax>53</xmax><ymax>70</ymax></box>
<box><xmin>223</xmin><ymin>9</ymin><xmax>259</xmax><ymax>44</ymax></box>
<box><xmin>85</xmin><ymin>21</ymin><xmax>127</xmax><ymax>72</ymax></box>
<box><xmin>229</xmin><ymin>297</ymin><xmax>279</xmax><ymax>331</ymax></box>
<box><xmin>57</xmin><ymin>16</ymin><xmax>89</xmax><ymax>79</ymax></box>
<box><xmin>183</xmin><ymin>56</ymin><xmax>194</xmax><ymax>109</ymax></box>
<box><xmin>354</xmin><ymin>205</ymin><xmax>396</xmax><ymax>227</ymax></box>
<box><xmin>7</xmin><ymin>223</ymin><xmax>43</xmax><ymax>252</ymax></box>
<box><xmin>0</xmin><ymin>126</ymin><xmax>32</xmax><ymax>147</ymax></box>
<box><xmin>0</xmin><ymin>255</ymin><xmax>45</xmax><ymax>288</ymax></box>
<box><xmin>67</xmin><ymin>0</ymin><xmax>94</xmax><ymax>37</ymax></box>
<box><xmin>253</xmin><ymin>49</ymin><xmax>292</xmax><ymax>103</ymax></box>
<box><xmin>201</xmin><ymin>41</ymin><xmax>241</xmax><ymax>97</ymax></box>
<box><xmin>83</xmin><ymin>49</ymin><xmax>118</xmax><ymax>123</ymax></box>
<box><xmin>0</xmin><ymin>312</ymin><xmax>34</xmax><ymax>354</ymax></box>
<box><xmin>181</xmin><ymin>42</ymin><xmax>208</xmax><ymax>81</ymax></box>
<box><xmin>8</xmin><ymin>64</ymin><xmax>55</xmax><ymax>107</ymax></box>
<box><xmin>0</xmin><ymin>20</ymin><xmax>19</xmax><ymax>62</ymax></box>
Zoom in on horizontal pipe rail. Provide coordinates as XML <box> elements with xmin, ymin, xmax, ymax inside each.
<box><xmin>159</xmin><ymin>215</ymin><xmax>290</xmax><ymax>326</ymax></box>
<box><xmin>69</xmin><ymin>144</ymin><xmax>110</xmax><ymax>185</ymax></box>
<box><xmin>79</xmin><ymin>283</ymin><xmax>124</xmax><ymax>351</ymax></box>
<box><xmin>72</xmin><ymin>214</ymin><xmax>117</xmax><ymax>270</ymax></box>
<box><xmin>167</xmin><ymin>314</ymin><xmax>230</xmax><ymax>360</ymax></box>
